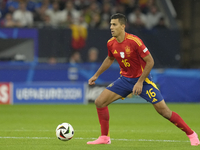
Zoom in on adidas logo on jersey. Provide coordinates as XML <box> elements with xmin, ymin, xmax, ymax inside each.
<box><xmin>114</xmin><ymin>50</ymin><xmax>118</xmax><ymax>54</ymax></box>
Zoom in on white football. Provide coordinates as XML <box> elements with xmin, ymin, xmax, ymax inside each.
<box><xmin>56</xmin><ymin>123</ymin><xmax>74</xmax><ymax>141</ymax></box>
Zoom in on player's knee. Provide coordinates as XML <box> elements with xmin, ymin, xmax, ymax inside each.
<box><xmin>95</xmin><ymin>99</ymin><xmax>104</xmax><ymax>108</ymax></box>
<box><xmin>95</xmin><ymin>98</ymin><xmax>108</xmax><ymax>108</ymax></box>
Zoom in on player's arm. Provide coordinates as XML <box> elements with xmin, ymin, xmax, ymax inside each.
<box><xmin>88</xmin><ymin>56</ymin><xmax>115</xmax><ymax>85</ymax></box>
<box><xmin>132</xmin><ymin>53</ymin><xmax>154</xmax><ymax>95</ymax></box>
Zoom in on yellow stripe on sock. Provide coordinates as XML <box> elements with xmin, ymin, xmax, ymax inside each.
<box><xmin>107</xmin><ymin>131</ymin><xmax>110</xmax><ymax>137</ymax></box>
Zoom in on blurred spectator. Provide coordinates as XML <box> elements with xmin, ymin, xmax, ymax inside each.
<box><xmin>48</xmin><ymin>57</ymin><xmax>57</xmax><ymax>64</ymax></box>
<box><xmin>34</xmin><ymin>0</ymin><xmax>52</xmax><ymax>27</ymax></box>
<box><xmin>100</xmin><ymin>20</ymin><xmax>110</xmax><ymax>29</ymax></box>
<box><xmin>42</xmin><ymin>14</ymin><xmax>52</xmax><ymax>28</ymax></box>
<box><xmin>0</xmin><ymin>0</ymin><xmax>8</xmax><ymax>17</ymax></box>
<box><xmin>78</xmin><ymin>14</ymin><xmax>88</xmax><ymax>28</ymax></box>
<box><xmin>128</xmin><ymin>7</ymin><xmax>146</xmax><ymax>29</ymax></box>
<box><xmin>153</xmin><ymin>17</ymin><xmax>168</xmax><ymax>29</ymax></box>
<box><xmin>60</xmin><ymin>11</ymin><xmax>88</xmax><ymax>29</ymax></box>
<box><xmin>99</xmin><ymin>2</ymin><xmax>111</xmax><ymax>29</ymax></box>
<box><xmin>74</xmin><ymin>0</ymin><xmax>89</xmax><ymax>11</ymax></box>
<box><xmin>117</xmin><ymin>0</ymin><xmax>129</xmax><ymax>5</ymax></box>
<box><xmin>60</xmin><ymin>1</ymin><xmax>80</xmax><ymax>24</ymax></box>
<box><xmin>133</xmin><ymin>16</ymin><xmax>146</xmax><ymax>29</ymax></box>
<box><xmin>145</xmin><ymin>5</ymin><xmax>163</xmax><ymax>29</ymax></box>
<box><xmin>45</xmin><ymin>1</ymin><xmax>62</xmax><ymax>27</ymax></box>
<box><xmin>35</xmin><ymin>0</ymin><xmax>52</xmax><ymax>12</ymax></box>
<box><xmin>6</xmin><ymin>0</ymin><xmax>19</xmax><ymax>14</ymax></box>
<box><xmin>87</xmin><ymin>47</ymin><xmax>99</xmax><ymax>63</ymax></box>
<box><xmin>140</xmin><ymin>0</ymin><xmax>155</xmax><ymax>14</ymax></box>
<box><xmin>0</xmin><ymin>0</ymin><xmax>168</xmax><ymax>30</ymax></box>
<box><xmin>89</xmin><ymin>13</ymin><xmax>101</xmax><ymax>28</ymax></box>
<box><xmin>0</xmin><ymin>13</ymin><xmax>20</xmax><ymax>27</ymax></box>
<box><xmin>69</xmin><ymin>51</ymin><xmax>82</xmax><ymax>64</ymax></box>
<box><xmin>124</xmin><ymin>0</ymin><xmax>137</xmax><ymax>15</ymax></box>
<box><xmin>13</xmin><ymin>2</ymin><xmax>33</xmax><ymax>27</ymax></box>
<box><xmin>82</xmin><ymin>1</ymin><xmax>100</xmax><ymax>25</ymax></box>
<box><xmin>115</xmin><ymin>3</ymin><xmax>125</xmax><ymax>14</ymax></box>
<box><xmin>60</xmin><ymin>11</ymin><xmax>74</xmax><ymax>28</ymax></box>
<box><xmin>100</xmin><ymin>2</ymin><xmax>111</xmax><ymax>23</ymax></box>
<box><xmin>34</xmin><ymin>5</ymin><xmax>48</xmax><ymax>26</ymax></box>
<box><xmin>26</xmin><ymin>0</ymin><xmax>37</xmax><ymax>12</ymax></box>
<box><xmin>89</xmin><ymin>0</ymin><xmax>101</xmax><ymax>13</ymax></box>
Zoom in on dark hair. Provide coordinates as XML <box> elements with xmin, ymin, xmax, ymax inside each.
<box><xmin>110</xmin><ymin>13</ymin><xmax>127</xmax><ymax>25</ymax></box>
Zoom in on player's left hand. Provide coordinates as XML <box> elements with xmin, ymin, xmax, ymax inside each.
<box><xmin>88</xmin><ymin>76</ymin><xmax>98</xmax><ymax>85</ymax></box>
<box><xmin>132</xmin><ymin>82</ymin><xmax>143</xmax><ymax>95</ymax></box>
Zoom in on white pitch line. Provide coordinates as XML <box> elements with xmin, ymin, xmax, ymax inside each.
<box><xmin>0</xmin><ymin>129</ymin><xmax>174</xmax><ymax>133</ymax></box>
<box><xmin>0</xmin><ymin>130</ymin><xmax>51</xmax><ymax>132</ymax></box>
<box><xmin>0</xmin><ymin>136</ymin><xmax>189</xmax><ymax>143</ymax></box>
<box><xmin>76</xmin><ymin>137</ymin><xmax>189</xmax><ymax>143</ymax></box>
<box><xmin>0</xmin><ymin>137</ymin><xmax>53</xmax><ymax>139</ymax></box>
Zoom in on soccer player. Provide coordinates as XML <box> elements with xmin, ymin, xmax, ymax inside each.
<box><xmin>87</xmin><ymin>13</ymin><xmax>199</xmax><ymax>146</ymax></box>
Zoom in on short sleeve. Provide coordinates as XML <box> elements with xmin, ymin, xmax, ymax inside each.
<box><xmin>136</xmin><ymin>38</ymin><xmax>150</xmax><ymax>58</ymax></box>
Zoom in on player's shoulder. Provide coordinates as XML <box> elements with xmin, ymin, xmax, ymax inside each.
<box><xmin>107</xmin><ymin>37</ymin><xmax>115</xmax><ymax>44</ymax></box>
<box><xmin>107</xmin><ymin>37</ymin><xmax>116</xmax><ymax>48</ymax></box>
<box><xmin>126</xmin><ymin>33</ymin><xmax>143</xmax><ymax>46</ymax></box>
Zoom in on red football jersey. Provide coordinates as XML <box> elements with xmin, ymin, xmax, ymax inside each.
<box><xmin>107</xmin><ymin>32</ymin><xmax>150</xmax><ymax>78</ymax></box>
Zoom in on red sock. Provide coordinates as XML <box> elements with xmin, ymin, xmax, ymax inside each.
<box><xmin>97</xmin><ymin>107</ymin><xmax>109</xmax><ymax>136</ymax></box>
<box><xmin>169</xmin><ymin>111</ymin><xmax>193</xmax><ymax>135</ymax></box>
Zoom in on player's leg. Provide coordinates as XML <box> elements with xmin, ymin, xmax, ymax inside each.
<box><xmin>153</xmin><ymin>100</ymin><xmax>200</xmax><ymax>146</ymax></box>
<box><xmin>152</xmin><ymin>99</ymin><xmax>172</xmax><ymax>119</ymax></box>
<box><xmin>87</xmin><ymin>76</ymin><xmax>132</xmax><ymax>144</ymax></box>
<box><xmin>95</xmin><ymin>89</ymin><xmax>122</xmax><ymax>137</ymax></box>
<box><xmin>153</xmin><ymin>99</ymin><xmax>193</xmax><ymax>132</ymax></box>
<box><xmin>140</xmin><ymin>77</ymin><xmax>199</xmax><ymax>146</ymax></box>
<box><xmin>87</xmin><ymin>89</ymin><xmax>123</xmax><ymax>145</ymax></box>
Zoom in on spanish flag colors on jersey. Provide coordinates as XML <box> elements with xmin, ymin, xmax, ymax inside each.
<box><xmin>107</xmin><ymin>32</ymin><xmax>150</xmax><ymax>78</ymax></box>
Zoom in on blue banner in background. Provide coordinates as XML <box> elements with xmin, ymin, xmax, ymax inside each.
<box><xmin>1</xmin><ymin>64</ymin><xmax>200</xmax><ymax>103</ymax></box>
<box><xmin>13</xmin><ymin>82</ymin><xmax>86</xmax><ymax>104</ymax></box>
<box><xmin>156</xmin><ymin>69</ymin><xmax>200</xmax><ymax>103</ymax></box>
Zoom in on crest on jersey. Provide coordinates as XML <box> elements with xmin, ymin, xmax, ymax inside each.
<box><xmin>125</xmin><ymin>46</ymin><xmax>130</xmax><ymax>54</ymax></box>
<box><xmin>120</xmin><ymin>52</ymin><xmax>125</xmax><ymax>58</ymax></box>
<box><xmin>125</xmin><ymin>46</ymin><xmax>131</xmax><ymax>57</ymax></box>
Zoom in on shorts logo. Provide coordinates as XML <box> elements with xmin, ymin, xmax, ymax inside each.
<box><xmin>120</xmin><ymin>52</ymin><xmax>125</xmax><ymax>58</ymax></box>
<box><xmin>152</xmin><ymin>98</ymin><xmax>157</xmax><ymax>103</ymax></box>
<box><xmin>108</xmin><ymin>83</ymin><xmax>114</xmax><ymax>87</ymax></box>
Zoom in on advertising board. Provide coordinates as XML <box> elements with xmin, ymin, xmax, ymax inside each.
<box><xmin>13</xmin><ymin>83</ymin><xmax>86</xmax><ymax>104</ymax></box>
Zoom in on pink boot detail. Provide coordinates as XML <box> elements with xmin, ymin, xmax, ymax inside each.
<box><xmin>87</xmin><ymin>135</ymin><xmax>111</xmax><ymax>145</ymax></box>
<box><xmin>187</xmin><ymin>132</ymin><xmax>200</xmax><ymax>146</ymax></box>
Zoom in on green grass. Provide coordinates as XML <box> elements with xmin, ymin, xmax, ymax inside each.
<box><xmin>0</xmin><ymin>103</ymin><xmax>199</xmax><ymax>150</ymax></box>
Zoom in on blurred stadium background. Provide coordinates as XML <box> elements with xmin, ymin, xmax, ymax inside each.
<box><xmin>0</xmin><ymin>0</ymin><xmax>199</xmax><ymax>105</ymax></box>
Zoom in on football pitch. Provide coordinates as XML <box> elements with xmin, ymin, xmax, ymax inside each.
<box><xmin>0</xmin><ymin>103</ymin><xmax>199</xmax><ymax>150</ymax></box>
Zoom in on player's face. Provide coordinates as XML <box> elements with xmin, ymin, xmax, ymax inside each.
<box><xmin>110</xmin><ymin>19</ymin><xmax>125</xmax><ymax>37</ymax></box>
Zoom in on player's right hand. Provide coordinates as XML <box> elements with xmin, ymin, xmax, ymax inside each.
<box><xmin>88</xmin><ymin>76</ymin><xmax>98</xmax><ymax>85</ymax></box>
